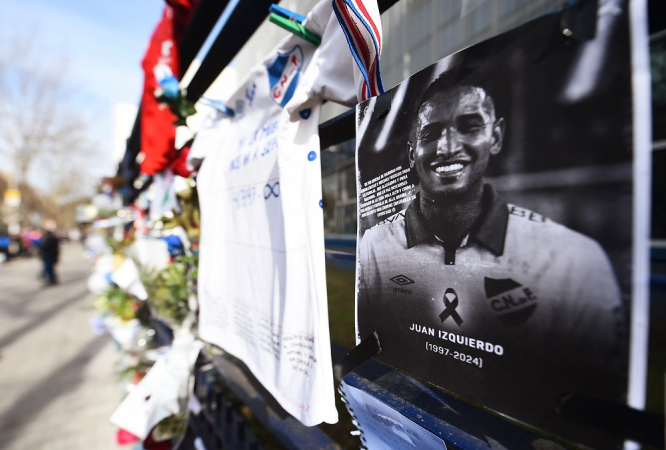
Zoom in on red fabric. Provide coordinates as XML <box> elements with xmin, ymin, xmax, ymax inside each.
<box><xmin>140</xmin><ymin>0</ymin><xmax>198</xmax><ymax>176</ymax></box>
<box><xmin>166</xmin><ymin>0</ymin><xmax>198</xmax><ymax>28</ymax></box>
<box><xmin>143</xmin><ymin>431</ymin><xmax>172</xmax><ymax>450</ymax></box>
<box><xmin>116</xmin><ymin>429</ymin><xmax>139</xmax><ymax>445</ymax></box>
<box><xmin>170</xmin><ymin>145</ymin><xmax>193</xmax><ymax>178</ymax></box>
<box><xmin>131</xmin><ymin>371</ymin><xmax>146</xmax><ymax>385</ymax></box>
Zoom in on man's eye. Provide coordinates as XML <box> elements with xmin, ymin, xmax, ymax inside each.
<box><xmin>458</xmin><ymin>122</ymin><xmax>484</xmax><ymax>134</ymax></box>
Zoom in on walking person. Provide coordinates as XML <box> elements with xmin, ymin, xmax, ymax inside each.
<box><xmin>40</xmin><ymin>230</ymin><xmax>60</xmax><ymax>285</ymax></box>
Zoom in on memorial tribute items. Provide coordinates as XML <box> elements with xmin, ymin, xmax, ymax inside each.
<box><xmin>111</xmin><ymin>335</ymin><xmax>203</xmax><ymax>441</ymax></box>
<box><xmin>194</xmin><ymin>0</ymin><xmax>370</xmax><ymax>426</ymax></box>
<box><xmin>354</xmin><ymin>3</ymin><xmax>650</xmax><ymax>447</ymax></box>
<box><xmin>139</xmin><ymin>0</ymin><xmax>198</xmax><ymax>177</ymax></box>
<box><xmin>86</xmin><ymin>174</ymin><xmax>202</xmax><ymax>446</ymax></box>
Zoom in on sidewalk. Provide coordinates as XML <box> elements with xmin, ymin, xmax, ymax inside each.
<box><xmin>0</xmin><ymin>244</ymin><xmax>124</xmax><ymax>449</ymax></box>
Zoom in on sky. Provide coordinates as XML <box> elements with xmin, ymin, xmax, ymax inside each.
<box><xmin>2</xmin><ymin>0</ymin><xmax>167</xmax><ymax>187</ymax></box>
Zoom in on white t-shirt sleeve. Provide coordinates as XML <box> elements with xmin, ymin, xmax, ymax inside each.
<box><xmin>187</xmin><ymin>110</ymin><xmax>230</xmax><ymax>168</ymax></box>
<box><xmin>197</xmin><ymin>0</ymin><xmax>374</xmax><ymax>427</ymax></box>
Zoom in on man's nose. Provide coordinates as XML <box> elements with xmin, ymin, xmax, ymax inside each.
<box><xmin>435</xmin><ymin>127</ymin><xmax>461</xmax><ymax>157</ymax></box>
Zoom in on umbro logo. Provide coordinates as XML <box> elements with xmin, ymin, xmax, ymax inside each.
<box><xmin>390</xmin><ymin>275</ymin><xmax>414</xmax><ymax>286</ymax></box>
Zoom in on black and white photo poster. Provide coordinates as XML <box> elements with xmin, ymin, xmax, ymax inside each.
<box><xmin>354</xmin><ymin>2</ymin><xmax>651</xmax><ymax>447</ymax></box>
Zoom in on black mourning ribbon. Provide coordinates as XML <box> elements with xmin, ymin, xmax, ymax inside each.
<box><xmin>439</xmin><ymin>288</ymin><xmax>463</xmax><ymax>326</ymax></box>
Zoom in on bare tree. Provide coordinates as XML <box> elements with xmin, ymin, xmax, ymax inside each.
<box><xmin>0</xmin><ymin>35</ymin><xmax>89</xmax><ymax>180</ymax></box>
<box><xmin>0</xmin><ymin>31</ymin><xmax>99</xmax><ymax>226</ymax></box>
<box><xmin>41</xmin><ymin>153</ymin><xmax>97</xmax><ymax>227</ymax></box>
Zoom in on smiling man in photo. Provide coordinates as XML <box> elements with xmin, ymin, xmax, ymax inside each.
<box><xmin>356</xmin><ymin>73</ymin><xmax>627</xmax><ymax>443</ymax></box>
<box><xmin>406</xmin><ymin>82</ymin><xmax>504</xmax><ymax>265</ymax></box>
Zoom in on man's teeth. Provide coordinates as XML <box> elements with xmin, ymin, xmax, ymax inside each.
<box><xmin>435</xmin><ymin>163</ymin><xmax>463</xmax><ymax>173</ymax></box>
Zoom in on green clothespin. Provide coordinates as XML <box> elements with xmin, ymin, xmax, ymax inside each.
<box><xmin>269</xmin><ymin>13</ymin><xmax>321</xmax><ymax>46</ymax></box>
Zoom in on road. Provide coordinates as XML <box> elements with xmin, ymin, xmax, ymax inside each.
<box><xmin>0</xmin><ymin>243</ymin><xmax>125</xmax><ymax>449</ymax></box>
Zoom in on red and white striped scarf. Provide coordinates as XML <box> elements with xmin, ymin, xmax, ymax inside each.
<box><xmin>332</xmin><ymin>0</ymin><xmax>385</xmax><ymax>101</ymax></box>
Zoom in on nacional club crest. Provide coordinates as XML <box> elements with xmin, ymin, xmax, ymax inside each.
<box><xmin>266</xmin><ymin>45</ymin><xmax>304</xmax><ymax>107</ymax></box>
<box><xmin>484</xmin><ymin>277</ymin><xmax>538</xmax><ymax>327</ymax></box>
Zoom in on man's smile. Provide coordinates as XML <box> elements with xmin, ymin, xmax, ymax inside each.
<box><xmin>429</xmin><ymin>159</ymin><xmax>469</xmax><ymax>177</ymax></box>
<box><xmin>411</xmin><ymin>87</ymin><xmax>504</xmax><ymax>199</ymax></box>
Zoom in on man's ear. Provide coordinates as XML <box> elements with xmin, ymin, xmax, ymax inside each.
<box><xmin>490</xmin><ymin>118</ymin><xmax>505</xmax><ymax>156</ymax></box>
<box><xmin>408</xmin><ymin>141</ymin><xmax>415</xmax><ymax>167</ymax></box>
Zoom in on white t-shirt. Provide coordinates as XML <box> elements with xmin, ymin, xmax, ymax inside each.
<box><xmin>195</xmin><ymin>0</ymin><xmax>361</xmax><ymax>426</ymax></box>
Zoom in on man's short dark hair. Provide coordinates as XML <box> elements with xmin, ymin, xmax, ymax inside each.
<box><xmin>412</xmin><ymin>49</ymin><xmax>508</xmax><ymax>127</ymax></box>
<box><xmin>411</xmin><ymin>68</ymin><xmax>501</xmax><ymax>144</ymax></box>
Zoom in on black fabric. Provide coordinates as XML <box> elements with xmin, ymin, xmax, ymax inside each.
<box><xmin>121</xmin><ymin>108</ymin><xmax>142</xmax><ymax>205</ymax></box>
<box><xmin>179</xmin><ymin>0</ymin><xmax>231</xmax><ymax>77</ymax></box>
<box><xmin>185</xmin><ymin>0</ymin><xmax>276</xmax><ymax>102</ymax></box>
<box><xmin>40</xmin><ymin>234</ymin><xmax>59</xmax><ymax>261</ymax></box>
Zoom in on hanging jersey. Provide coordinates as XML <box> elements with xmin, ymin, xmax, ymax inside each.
<box><xmin>196</xmin><ymin>0</ymin><xmax>358</xmax><ymax>426</ymax></box>
<box><xmin>139</xmin><ymin>1</ymin><xmax>197</xmax><ymax>177</ymax></box>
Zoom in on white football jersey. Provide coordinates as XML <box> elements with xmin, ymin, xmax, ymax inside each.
<box><xmin>195</xmin><ymin>0</ymin><xmax>363</xmax><ymax>426</ymax></box>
